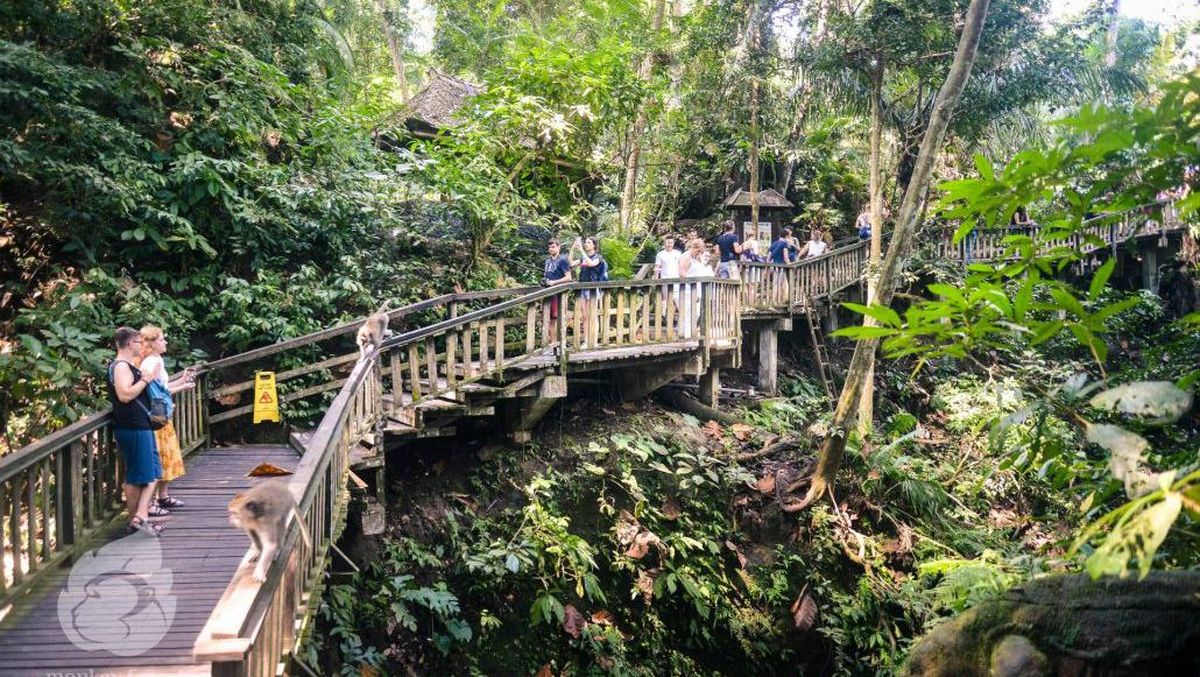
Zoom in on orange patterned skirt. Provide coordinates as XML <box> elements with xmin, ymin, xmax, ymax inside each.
<box><xmin>154</xmin><ymin>420</ymin><xmax>186</xmax><ymax>482</ymax></box>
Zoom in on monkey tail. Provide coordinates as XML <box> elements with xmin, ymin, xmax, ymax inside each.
<box><xmin>290</xmin><ymin>506</ymin><xmax>312</xmax><ymax>550</ymax></box>
<box><xmin>377</xmin><ymin>300</ymin><xmax>390</xmax><ymax>314</ymax></box>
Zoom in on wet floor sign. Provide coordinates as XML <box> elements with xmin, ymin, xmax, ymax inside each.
<box><xmin>253</xmin><ymin>371</ymin><xmax>280</xmax><ymax>423</ymax></box>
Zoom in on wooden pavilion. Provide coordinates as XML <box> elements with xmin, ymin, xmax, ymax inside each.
<box><xmin>721</xmin><ymin>188</ymin><xmax>795</xmax><ymax>244</ymax></box>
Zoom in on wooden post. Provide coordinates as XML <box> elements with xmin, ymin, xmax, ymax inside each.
<box><xmin>699</xmin><ymin>367</ymin><xmax>720</xmax><ymax>408</ymax></box>
<box><xmin>63</xmin><ymin>440</ymin><xmax>83</xmax><ymax>547</ymax></box>
<box><xmin>558</xmin><ymin>291</ymin><xmax>569</xmax><ymax>374</ymax></box>
<box><xmin>757</xmin><ymin>328</ymin><xmax>778</xmax><ymax>395</ymax></box>
<box><xmin>1141</xmin><ymin>247</ymin><xmax>1159</xmax><ymax>294</ymax></box>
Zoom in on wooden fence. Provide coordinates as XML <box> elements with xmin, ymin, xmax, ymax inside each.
<box><xmin>933</xmin><ymin>199</ymin><xmax>1185</xmax><ymax>263</ymax></box>
<box><xmin>193</xmin><ymin>358</ymin><xmax>382</xmax><ymax>677</ymax></box>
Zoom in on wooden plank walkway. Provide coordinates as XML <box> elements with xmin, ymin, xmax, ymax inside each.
<box><xmin>0</xmin><ymin>446</ymin><xmax>297</xmax><ymax>676</ymax></box>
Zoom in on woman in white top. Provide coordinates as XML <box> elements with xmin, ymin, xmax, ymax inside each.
<box><xmin>138</xmin><ymin>325</ymin><xmax>196</xmax><ymax>515</ymax></box>
<box><xmin>681</xmin><ymin>240</ymin><xmax>714</xmax><ymax>338</ymax></box>
<box><xmin>798</xmin><ymin>229</ymin><xmax>829</xmax><ymax>258</ymax></box>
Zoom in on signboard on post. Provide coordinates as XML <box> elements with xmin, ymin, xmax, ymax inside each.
<box><xmin>742</xmin><ymin>221</ymin><xmax>772</xmax><ymax>245</ymax></box>
<box><xmin>253</xmin><ymin>371</ymin><xmax>280</xmax><ymax>424</ymax></box>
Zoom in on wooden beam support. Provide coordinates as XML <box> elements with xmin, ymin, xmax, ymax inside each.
<box><xmin>757</xmin><ymin>328</ymin><xmax>778</xmax><ymax>396</ymax></box>
<box><xmin>698</xmin><ymin>367</ymin><xmax>720</xmax><ymax>409</ymax></box>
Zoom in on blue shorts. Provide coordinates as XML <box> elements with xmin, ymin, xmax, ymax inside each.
<box><xmin>115</xmin><ymin>427</ymin><xmax>162</xmax><ymax>485</ymax></box>
<box><xmin>581</xmin><ymin>289</ymin><xmax>604</xmax><ymax>300</ymax></box>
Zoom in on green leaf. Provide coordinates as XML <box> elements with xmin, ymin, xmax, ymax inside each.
<box><xmin>972</xmin><ymin>153</ymin><xmax>994</xmax><ymax>181</ymax></box>
<box><xmin>1030</xmin><ymin>320</ymin><xmax>1064</xmax><ymax>345</ymax></box>
<box><xmin>1088</xmin><ymin>258</ymin><xmax>1116</xmax><ymax>302</ymax></box>
<box><xmin>832</xmin><ymin>325</ymin><xmax>896</xmax><ymax>339</ymax></box>
<box><xmin>1086</xmin><ymin>492</ymin><xmax>1181</xmax><ymax>580</ymax></box>
<box><xmin>1089</xmin><ymin>382</ymin><xmax>1194</xmax><ymax>422</ymax></box>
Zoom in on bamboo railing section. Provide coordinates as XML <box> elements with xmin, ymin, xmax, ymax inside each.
<box><xmin>382</xmin><ymin>279</ymin><xmax>743</xmax><ymax>409</ymax></box>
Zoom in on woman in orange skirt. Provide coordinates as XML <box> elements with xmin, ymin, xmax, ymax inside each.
<box><xmin>139</xmin><ymin>325</ymin><xmax>196</xmax><ymax>515</ymax></box>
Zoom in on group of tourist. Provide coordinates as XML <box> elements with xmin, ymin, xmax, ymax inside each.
<box><xmin>108</xmin><ymin>325</ymin><xmax>195</xmax><ymax>535</ymax></box>
<box><xmin>649</xmin><ymin>221</ymin><xmax>835</xmax><ymax>280</ymax></box>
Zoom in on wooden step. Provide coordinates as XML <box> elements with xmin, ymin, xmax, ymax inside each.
<box><xmin>382</xmin><ymin>420</ymin><xmax>457</xmax><ymax>439</ymax></box>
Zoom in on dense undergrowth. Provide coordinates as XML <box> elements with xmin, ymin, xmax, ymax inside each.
<box><xmin>311</xmin><ymin>287</ymin><xmax>1199</xmax><ymax>676</ymax></box>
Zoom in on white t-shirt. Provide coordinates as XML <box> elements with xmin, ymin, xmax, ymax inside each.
<box><xmin>688</xmin><ymin>260</ymin><xmax>715</xmax><ymax>278</ymax></box>
<box><xmin>656</xmin><ymin>249</ymin><xmax>682</xmax><ymax>278</ymax></box>
<box><xmin>140</xmin><ymin>354</ymin><xmax>170</xmax><ymax>387</ymax></box>
<box><xmin>806</xmin><ymin>239</ymin><xmax>828</xmax><ymax>258</ymax></box>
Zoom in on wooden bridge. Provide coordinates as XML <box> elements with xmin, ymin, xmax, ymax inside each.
<box><xmin>0</xmin><ymin>201</ymin><xmax>1186</xmax><ymax>676</ymax></box>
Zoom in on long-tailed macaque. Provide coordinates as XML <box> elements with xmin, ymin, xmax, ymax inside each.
<box><xmin>227</xmin><ymin>481</ymin><xmax>312</xmax><ymax>582</ymax></box>
<box><xmin>355</xmin><ymin>302</ymin><xmax>391</xmax><ymax>358</ymax></box>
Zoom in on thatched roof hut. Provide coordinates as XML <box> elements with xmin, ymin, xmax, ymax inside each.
<box><xmin>402</xmin><ymin>70</ymin><xmax>483</xmax><ymax>137</ymax></box>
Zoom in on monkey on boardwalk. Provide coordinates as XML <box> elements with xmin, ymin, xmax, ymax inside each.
<box><xmin>355</xmin><ymin>302</ymin><xmax>392</xmax><ymax>359</ymax></box>
<box><xmin>227</xmin><ymin>481</ymin><xmax>312</xmax><ymax>583</ymax></box>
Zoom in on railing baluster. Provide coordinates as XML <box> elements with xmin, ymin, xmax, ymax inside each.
<box><xmin>462</xmin><ymin>328</ymin><xmax>475</xmax><ymax>378</ymax></box>
<box><xmin>41</xmin><ymin>458</ymin><xmax>51</xmax><ymax>564</ymax></box>
<box><xmin>446</xmin><ymin>332</ymin><xmax>458</xmax><ymax>389</ymax></box>
<box><xmin>526</xmin><ymin>303</ymin><xmax>537</xmax><ymax>353</ymax></box>
<box><xmin>424</xmin><ymin>337</ymin><xmax>437</xmax><ymax>395</ymax></box>
<box><xmin>495</xmin><ymin>318</ymin><xmax>505</xmax><ymax>369</ymax></box>
<box><xmin>407</xmin><ymin>344</ymin><xmax>422</xmax><ymax>401</ymax></box>
<box><xmin>11</xmin><ymin>473</ymin><xmax>24</xmax><ymax>583</ymax></box>
<box><xmin>478</xmin><ymin>322</ymin><xmax>490</xmax><ymax>374</ymax></box>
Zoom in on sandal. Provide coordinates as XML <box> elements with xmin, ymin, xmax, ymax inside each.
<box><xmin>158</xmin><ymin>496</ymin><xmax>185</xmax><ymax>509</ymax></box>
<box><xmin>127</xmin><ymin>516</ymin><xmax>164</xmax><ymax>536</ymax></box>
<box><xmin>147</xmin><ymin>503</ymin><xmax>171</xmax><ymax>517</ymax></box>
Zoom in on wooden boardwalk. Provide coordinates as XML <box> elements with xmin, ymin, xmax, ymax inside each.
<box><xmin>0</xmin><ymin>446</ymin><xmax>297</xmax><ymax>676</ymax></box>
<box><xmin>0</xmin><ymin>198</ymin><xmax>1186</xmax><ymax>676</ymax></box>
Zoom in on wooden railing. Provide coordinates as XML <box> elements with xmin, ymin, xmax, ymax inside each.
<box><xmin>0</xmin><ymin>378</ymin><xmax>207</xmax><ymax>607</ymax></box>
<box><xmin>191</xmin><ymin>278</ymin><xmax>743</xmax><ymax>675</ymax></box>
<box><xmin>933</xmin><ymin>199</ymin><xmax>1186</xmax><ymax>263</ymax></box>
<box><xmin>203</xmin><ymin>288</ymin><xmax>535</xmax><ymax>425</ymax></box>
<box><xmin>382</xmin><ymin>279</ymin><xmax>743</xmax><ymax>409</ymax></box>
<box><xmin>740</xmin><ymin>240</ymin><xmax>868</xmax><ymax>313</ymax></box>
<box><xmin>0</xmin><ymin>289</ymin><xmax>520</xmax><ymax>609</ymax></box>
<box><xmin>194</xmin><ymin>357</ymin><xmax>382</xmax><ymax>677</ymax></box>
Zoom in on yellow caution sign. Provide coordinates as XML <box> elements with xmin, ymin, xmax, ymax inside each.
<box><xmin>253</xmin><ymin>371</ymin><xmax>280</xmax><ymax>424</ymax></box>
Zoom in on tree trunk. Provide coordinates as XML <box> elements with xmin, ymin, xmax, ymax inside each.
<box><xmin>858</xmin><ymin>58</ymin><xmax>885</xmax><ymax>442</ymax></box>
<box><xmin>1105</xmin><ymin>0</ymin><xmax>1122</xmax><ymax>67</ymax></box>
<box><xmin>378</xmin><ymin>0</ymin><xmax>410</xmax><ymax>103</ymax></box>
<box><xmin>749</xmin><ymin>74</ymin><xmax>760</xmax><ymax>230</ymax></box>
<box><xmin>802</xmin><ymin>0</ymin><xmax>991</xmax><ymax>507</ymax></box>
<box><xmin>745</xmin><ymin>0</ymin><xmax>766</xmax><ymax>232</ymax></box>
<box><xmin>903</xmin><ymin>571</ymin><xmax>1200</xmax><ymax>676</ymax></box>
<box><xmin>780</xmin><ymin>1</ymin><xmax>831</xmax><ymax>198</ymax></box>
<box><xmin>618</xmin><ymin>0</ymin><xmax>668</xmax><ymax>233</ymax></box>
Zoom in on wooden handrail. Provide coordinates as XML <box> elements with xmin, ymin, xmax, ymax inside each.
<box><xmin>195</xmin><ymin>356</ymin><xmax>382</xmax><ymax>675</ymax></box>
<box><xmin>936</xmin><ymin>198</ymin><xmax>1185</xmax><ymax>262</ymax></box>
<box><xmin>198</xmin><ymin>287</ymin><xmax>535</xmax><ymax>373</ymax></box>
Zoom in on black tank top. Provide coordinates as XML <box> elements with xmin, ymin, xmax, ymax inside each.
<box><xmin>107</xmin><ymin>359</ymin><xmax>152</xmax><ymax>430</ymax></box>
